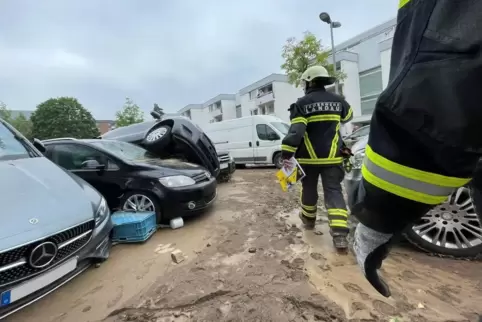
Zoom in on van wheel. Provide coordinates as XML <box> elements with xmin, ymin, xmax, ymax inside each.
<box><xmin>143</xmin><ymin>124</ymin><xmax>172</xmax><ymax>152</ymax></box>
<box><xmin>273</xmin><ymin>153</ymin><xmax>283</xmax><ymax>169</ymax></box>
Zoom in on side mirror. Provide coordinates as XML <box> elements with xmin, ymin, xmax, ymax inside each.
<box><xmin>33</xmin><ymin>138</ymin><xmax>46</xmax><ymax>153</ymax></box>
<box><xmin>81</xmin><ymin>159</ymin><xmax>106</xmax><ymax>170</ymax></box>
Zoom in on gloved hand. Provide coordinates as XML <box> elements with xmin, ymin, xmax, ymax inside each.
<box><xmin>353</xmin><ymin>222</ymin><xmax>394</xmax><ymax>297</ymax></box>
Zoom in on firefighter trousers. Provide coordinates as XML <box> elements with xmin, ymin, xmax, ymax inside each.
<box><xmin>299</xmin><ymin>165</ymin><xmax>349</xmax><ymax>235</ymax></box>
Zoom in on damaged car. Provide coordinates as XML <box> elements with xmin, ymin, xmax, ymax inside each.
<box><xmin>0</xmin><ymin>118</ymin><xmax>112</xmax><ymax>319</ymax></box>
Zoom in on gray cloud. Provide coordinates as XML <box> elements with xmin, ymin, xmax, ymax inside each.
<box><xmin>0</xmin><ymin>0</ymin><xmax>398</xmax><ymax>119</ymax></box>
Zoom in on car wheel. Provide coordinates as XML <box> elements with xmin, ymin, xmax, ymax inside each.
<box><xmin>143</xmin><ymin>124</ymin><xmax>172</xmax><ymax>152</ymax></box>
<box><xmin>120</xmin><ymin>191</ymin><xmax>162</xmax><ymax>223</ymax></box>
<box><xmin>273</xmin><ymin>152</ymin><xmax>283</xmax><ymax>169</ymax></box>
<box><xmin>404</xmin><ymin>186</ymin><xmax>482</xmax><ymax>259</ymax></box>
<box><xmin>236</xmin><ymin>164</ymin><xmax>247</xmax><ymax>169</ymax></box>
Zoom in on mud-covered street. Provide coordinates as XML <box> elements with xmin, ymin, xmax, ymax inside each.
<box><xmin>8</xmin><ymin>169</ymin><xmax>482</xmax><ymax>322</ymax></box>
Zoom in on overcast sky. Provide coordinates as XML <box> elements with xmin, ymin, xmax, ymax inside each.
<box><xmin>0</xmin><ymin>0</ymin><xmax>399</xmax><ymax>120</ymax></box>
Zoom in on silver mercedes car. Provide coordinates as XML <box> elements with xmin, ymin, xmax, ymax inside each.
<box><xmin>0</xmin><ymin>118</ymin><xmax>113</xmax><ymax>319</ymax></box>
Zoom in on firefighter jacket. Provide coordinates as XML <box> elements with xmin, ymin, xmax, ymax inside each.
<box><xmin>354</xmin><ymin>0</ymin><xmax>482</xmax><ymax>234</ymax></box>
<box><xmin>281</xmin><ymin>87</ymin><xmax>353</xmax><ymax>165</ymax></box>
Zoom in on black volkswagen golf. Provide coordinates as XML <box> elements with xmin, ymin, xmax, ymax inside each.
<box><xmin>42</xmin><ymin>138</ymin><xmax>217</xmax><ymax>223</ymax></box>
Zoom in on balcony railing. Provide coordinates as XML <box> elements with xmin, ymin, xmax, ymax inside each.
<box><xmin>256</xmin><ymin>91</ymin><xmax>275</xmax><ymax>106</ymax></box>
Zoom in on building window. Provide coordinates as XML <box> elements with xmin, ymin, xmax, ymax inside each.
<box><xmin>249</xmin><ymin>90</ymin><xmax>257</xmax><ymax>100</ymax></box>
<box><xmin>326</xmin><ymin>84</ymin><xmax>344</xmax><ymax>96</ymax></box>
<box><xmin>267</xmin><ymin>104</ymin><xmax>274</xmax><ymax>114</ymax></box>
<box><xmin>236</xmin><ymin>105</ymin><xmax>242</xmax><ymax>118</ymax></box>
<box><xmin>257</xmin><ymin>84</ymin><xmax>273</xmax><ymax>98</ymax></box>
<box><xmin>360</xmin><ymin>94</ymin><xmax>378</xmax><ymax>115</ymax></box>
<box><xmin>252</xmin><ymin>109</ymin><xmax>258</xmax><ymax>115</ymax></box>
<box><xmin>359</xmin><ymin>67</ymin><xmax>383</xmax><ymax>115</ymax></box>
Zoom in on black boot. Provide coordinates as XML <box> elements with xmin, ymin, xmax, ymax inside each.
<box><xmin>299</xmin><ymin>213</ymin><xmax>316</xmax><ymax>229</ymax></box>
<box><xmin>331</xmin><ymin>233</ymin><xmax>349</xmax><ymax>251</ymax></box>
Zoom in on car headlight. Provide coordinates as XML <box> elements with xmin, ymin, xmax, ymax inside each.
<box><xmin>95</xmin><ymin>197</ymin><xmax>109</xmax><ymax>227</ymax></box>
<box><xmin>351</xmin><ymin>151</ymin><xmax>365</xmax><ymax>170</ymax></box>
<box><xmin>159</xmin><ymin>175</ymin><xmax>196</xmax><ymax>187</ymax></box>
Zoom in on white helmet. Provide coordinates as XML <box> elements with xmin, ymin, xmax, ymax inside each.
<box><xmin>300</xmin><ymin>65</ymin><xmax>334</xmax><ymax>85</ymax></box>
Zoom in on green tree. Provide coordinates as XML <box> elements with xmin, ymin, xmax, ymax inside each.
<box><xmin>30</xmin><ymin>97</ymin><xmax>100</xmax><ymax>139</ymax></box>
<box><xmin>281</xmin><ymin>31</ymin><xmax>344</xmax><ymax>87</ymax></box>
<box><xmin>153</xmin><ymin>103</ymin><xmax>165</xmax><ymax>117</ymax></box>
<box><xmin>10</xmin><ymin>113</ymin><xmax>33</xmax><ymax>138</ymax></box>
<box><xmin>115</xmin><ymin>97</ymin><xmax>144</xmax><ymax>127</ymax></box>
<box><xmin>0</xmin><ymin>101</ymin><xmax>12</xmax><ymax>121</ymax></box>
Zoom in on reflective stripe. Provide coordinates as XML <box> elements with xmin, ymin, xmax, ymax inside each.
<box><xmin>307</xmin><ymin>115</ymin><xmax>340</xmax><ymax>123</ymax></box>
<box><xmin>329</xmin><ymin>219</ymin><xmax>348</xmax><ymax>228</ymax></box>
<box><xmin>328</xmin><ymin>122</ymin><xmax>341</xmax><ymax>158</ymax></box>
<box><xmin>399</xmin><ymin>0</ymin><xmax>410</xmax><ymax>8</ymax></box>
<box><xmin>297</xmin><ymin>157</ymin><xmax>343</xmax><ymax>165</ymax></box>
<box><xmin>302</xmin><ymin>204</ymin><xmax>317</xmax><ymax>211</ymax></box>
<box><xmin>365</xmin><ymin>145</ymin><xmax>471</xmax><ymax>187</ymax></box>
<box><xmin>291</xmin><ymin>117</ymin><xmax>307</xmax><ymax>125</ymax></box>
<box><xmin>303</xmin><ymin>133</ymin><xmax>317</xmax><ymax>159</ymax></box>
<box><xmin>281</xmin><ymin>144</ymin><xmax>297</xmax><ymax>153</ymax></box>
<box><xmin>341</xmin><ymin>108</ymin><xmax>353</xmax><ymax>122</ymax></box>
<box><xmin>302</xmin><ymin>209</ymin><xmax>316</xmax><ymax>218</ymax></box>
<box><xmin>328</xmin><ymin>209</ymin><xmax>348</xmax><ymax>217</ymax></box>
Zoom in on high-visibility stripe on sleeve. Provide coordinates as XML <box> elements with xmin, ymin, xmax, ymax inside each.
<box><xmin>327</xmin><ymin>208</ymin><xmax>348</xmax><ymax>217</ymax></box>
<box><xmin>302</xmin><ymin>204</ymin><xmax>317</xmax><ymax>211</ymax></box>
<box><xmin>281</xmin><ymin>144</ymin><xmax>297</xmax><ymax>153</ymax></box>
<box><xmin>303</xmin><ymin>133</ymin><xmax>317</xmax><ymax>159</ymax></box>
<box><xmin>307</xmin><ymin>115</ymin><xmax>340</xmax><ymax>123</ymax></box>
<box><xmin>328</xmin><ymin>122</ymin><xmax>341</xmax><ymax>158</ymax></box>
<box><xmin>291</xmin><ymin>117</ymin><xmax>307</xmax><ymax>125</ymax></box>
<box><xmin>301</xmin><ymin>209</ymin><xmax>316</xmax><ymax>218</ymax></box>
<box><xmin>399</xmin><ymin>0</ymin><xmax>411</xmax><ymax>8</ymax></box>
<box><xmin>341</xmin><ymin>108</ymin><xmax>353</xmax><ymax>122</ymax></box>
<box><xmin>363</xmin><ymin>145</ymin><xmax>471</xmax><ymax>205</ymax></box>
<box><xmin>329</xmin><ymin>219</ymin><xmax>348</xmax><ymax>228</ymax></box>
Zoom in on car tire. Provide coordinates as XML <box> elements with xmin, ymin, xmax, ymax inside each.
<box><xmin>120</xmin><ymin>190</ymin><xmax>163</xmax><ymax>223</ymax></box>
<box><xmin>236</xmin><ymin>164</ymin><xmax>247</xmax><ymax>169</ymax></box>
<box><xmin>273</xmin><ymin>152</ymin><xmax>283</xmax><ymax>169</ymax></box>
<box><xmin>404</xmin><ymin>185</ymin><xmax>482</xmax><ymax>259</ymax></box>
<box><xmin>143</xmin><ymin>124</ymin><xmax>172</xmax><ymax>152</ymax></box>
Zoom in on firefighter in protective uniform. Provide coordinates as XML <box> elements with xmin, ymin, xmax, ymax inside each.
<box><xmin>281</xmin><ymin>65</ymin><xmax>354</xmax><ymax>250</ymax></box>
<box><xmin>351</xmin><ymin>0</ymin><xmax>482</xmax><ymax>298</ymax></box>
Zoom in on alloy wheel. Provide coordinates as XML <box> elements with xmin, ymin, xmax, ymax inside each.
<box><xmin>123</xmin><ymin>194</ymin><xmax>156</xmax><ymax>212</ymax></box>
<box><xmin>146</xmin><ymin>127</ymin><xmax>167</xmax><ymax>143</ymax></box>
<box><xmin>412</xmin><ymin>187</ymin><xmax>482</xmax><ymax>250</ymax></box>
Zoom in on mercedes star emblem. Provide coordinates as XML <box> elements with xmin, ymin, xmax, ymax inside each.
<box><xmin>29</xmin><ymin>242</ymin><xmax>58</xmax><ymax>269</ymax></box>
<box><xmin>29</xmin><ymin>218</ymin><xmax>39</xmax><ymax>225</ymax></box>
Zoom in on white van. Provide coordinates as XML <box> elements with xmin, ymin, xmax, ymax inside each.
<box><xmin>203</xmin><ymin>115</ymin><xmax>289</xmax><ymax>168</ymax></box>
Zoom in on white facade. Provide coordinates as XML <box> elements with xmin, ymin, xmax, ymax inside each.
<box><xmin>178</xmin><ymin>18</ymin><xmax>396</xmax><ymax>130</ymax></box>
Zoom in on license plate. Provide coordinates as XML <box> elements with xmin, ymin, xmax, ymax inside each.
<box><xmin>220</xmin><ymin>163</ymin><xmax>228</xmax><ymax>169</ymax></box>
<box><xmin>1</xmin><ymin>258</ymin><xmax>77</xmax><ymax>307</ymax></box>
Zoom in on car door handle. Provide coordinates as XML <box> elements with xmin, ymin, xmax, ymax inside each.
<box><xmin>249</xmin><ymin>142</ymin><xmax>252</xmax><ymax>147</ymax></box>
<box><xmin>256</xmin><ymin>141</ymin><xmax>259</xmax><ymax>146</ymax></box>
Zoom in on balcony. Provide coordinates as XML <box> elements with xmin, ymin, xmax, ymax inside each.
<box><xmin>210</xmin><ymin>107</ymin><xmax>222</xmax><ymax>117</ymax></box>
<box><xmin>256</xmin><ymin>91</ymin><xmax>275</xmax><ymax>106</ymax></box>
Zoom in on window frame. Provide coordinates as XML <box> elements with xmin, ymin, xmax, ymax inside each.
<box><xmin>49</xmin><ymin>143</ymin><xmax>118</xmax><ymax>172</ymax></box>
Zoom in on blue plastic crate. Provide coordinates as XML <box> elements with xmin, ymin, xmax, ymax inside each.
<box><xmin>111</xmin><ymin>211</ymin><xmax>157</xmax><ymax>243</ymax></box>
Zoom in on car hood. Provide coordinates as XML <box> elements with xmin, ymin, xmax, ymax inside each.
<box><xmin>0</xmin><ymin>157</ymin><xmax>95</xmax><ymax>252</ymax></box>
<box><xmin>351</xmin><ymin>135</ymin><xmax>368</xmax><ymax>154</ymax></box>
<box><xmin>131</xmin><ymin>158</ymin><xmax>208</xmax><ymax>177</ymax></box>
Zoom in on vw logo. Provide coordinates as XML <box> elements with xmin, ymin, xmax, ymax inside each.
<box><xmin>29</xmin><ymin>242</ymin><xmax>58</xmax><ymax>269</ymax></box>
<box><xmin>29</xmin><ymin>218</ymin><xmax>39</xmax><ymax>225</ymax></box>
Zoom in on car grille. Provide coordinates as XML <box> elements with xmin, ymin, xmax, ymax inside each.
<box><xmin>218</xmin><ymin>154</ymin><xmax>230</xmax><ymax>163</ymax></box>
<box><xmin>0</xmin><ymin>220</ymin><xmax>94</xmax><ymax>287</ymax></box>
<box><xmin>200</xmin><ymin>134</ymin><xmax>220</xmax><ymax>170</ymax></box>
<box><xmin>192</xmin><ymin>172</ymin><xmax>209</xmax><ymax>183</ymax></box>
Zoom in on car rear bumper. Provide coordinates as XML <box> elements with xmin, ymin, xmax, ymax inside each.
<box><xmin>219</xmin><ymin>160</ymin><xmax>236</xmax><ymax>176</ymax></box>
<box><xmin>161</xmin><ymin>178</ymin><xmax>218</xmax><ymax>220</ymax></box>
<box><xmin>0</xmin><ymin>217</ymin><xmax>113</xmax><ymax>320</ymax></box>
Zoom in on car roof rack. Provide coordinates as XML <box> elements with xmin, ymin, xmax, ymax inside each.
<box><xmin>42</xmin><ymin>138</ymin><xmax>78</xmax><ymax>143</ymax></box>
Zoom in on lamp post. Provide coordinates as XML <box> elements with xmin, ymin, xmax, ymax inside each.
<box><xmin>319</xmin><ymin>12</ymin><xmax>341</xmax><ymax>94</ymax></box>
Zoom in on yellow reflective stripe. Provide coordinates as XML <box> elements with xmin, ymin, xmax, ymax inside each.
<box><xmin>281</xmin><ymin>144</ymin><xmax>297</xmax><ymax>153</ymax></box>
<box><xmin>303</xmin><ymin>133</ymin><xmax>317</xmax><ymax>159</ymax></box>
<box><xmin>362</xmin><ymin>164</ymin><xmax>449</xmax><ymax>205</ymax></box>
<box><xmin>302</xmin><ymin>204</ymin><xmax>317</xmax><ymax>211</ymax></box>
<box><xmin>399</xmin><ymin>0</ymin><xmax>410</xmax><ymax>8</ymax></box>
<box><xmin>366</xmin><ymin>145</ymin><xmax>471</xmax><ymax>187</ymax></box>
<box><xmin>301</xmin><ymin>209</ymin><xmax>316</xmax><ymax>218</ymax></box>
<box><xmin>328</xmin><ymin>122</ymin><xmax>341</xmax><ymax>158</ymax></box>
<box><xmin>329</xmin><ymin>219</ymin><xmax>348</xmax><ymax>228</ymax></box>
<box><xmin>297</xmin><ymin>157</ymin><xmax>343</xmax><ymax>165</ymax></box>
<box><xmin>341</xmin><ymin>108</ymin><xmax>353</xmax><ymax>122</ymax></box>
<box><xmin>307</xmin><ymin>115</ymin><xmax>340</xmax><ymax>123</ymax></box>
<box><xmin>291</xmin><ymin>117</ymin><xmax>307</xmax><ymax>125</ymax></box>
<box><xmin>328</xmin><ymin>209</ymin><xmax>348</xmax><ymax>217</ymax></box>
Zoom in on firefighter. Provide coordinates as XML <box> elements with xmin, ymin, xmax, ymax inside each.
<box><xmin>351</xmin><ymin>0</ymin><xmax>482</xmax><ymax>298</ymax></box>
<box><xmin>281</xmin><ymin>65</ymin><xmax>354</xmax><ymax>250</ymax></box>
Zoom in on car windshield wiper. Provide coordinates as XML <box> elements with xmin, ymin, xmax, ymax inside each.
<box><xmin>13</xmin><ymin>134</ymin><xmax>37</xmax><ymax>158</ymax></box>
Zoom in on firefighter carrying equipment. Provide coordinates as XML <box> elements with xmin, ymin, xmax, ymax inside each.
<box><xmin>351</xmin><ymin>0</ymin><xmax>482</xmax><ymax>298</ymax></box>
<box><xmin>299</xmin><ymin>165</ymin><xmax>349</xmax><ymax>235</ymax></box>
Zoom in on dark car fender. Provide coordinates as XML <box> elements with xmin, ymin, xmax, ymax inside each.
<box><xmin>124</xmin><ymin>177</ymin><xmax>165</xmax><ymax>199</ymax></box>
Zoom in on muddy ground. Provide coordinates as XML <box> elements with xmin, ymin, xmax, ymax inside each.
<box><xmin>9</xmin><ymin>169</ymin><xmax>482</xmax><ymax>322</ymax></box>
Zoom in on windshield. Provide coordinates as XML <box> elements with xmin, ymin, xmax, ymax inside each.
<box><xmin>91</xmin><ymin>140</ymin><xmax>158</xmax><ymax>161</ymax></box>
<box><xmin>270</xmin><ymin>122</ymin><xmax>290</xmax><ymax>135</ymax></box>
<box><xmin>0</xmin><ymin>120</ymin><xmax>34</xmax><ymax>161</ymax></box>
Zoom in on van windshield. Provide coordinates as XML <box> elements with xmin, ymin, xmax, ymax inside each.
<box><xmin>91</xmin><ymin>140</ymin><xmax>158</xmax><ymax>161</ymax></box>
<box><xmin>0</xmin><ymin>120</ymin><xmax>35</xmax><ymax>161</ymax></box>
<box><xmin>270</xmin><ymin>122</ymin><xmax>290</xmax><ymax>135</ymax></box>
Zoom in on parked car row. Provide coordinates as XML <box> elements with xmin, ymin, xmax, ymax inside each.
<box><xmin>0</xmin><ymin>115</ymin><xmax>223</xmax><ymax>319</ymax></box>
<box><xmin>344</xmin><ymin>127</ymin><xmax>482</xmax><ymax>258</ymax></box>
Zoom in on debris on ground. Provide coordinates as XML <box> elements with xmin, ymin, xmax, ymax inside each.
<box><xmin>170</xmin><ymin>250</ymin><xmax>187</xmax><ymax>264</ymax></box>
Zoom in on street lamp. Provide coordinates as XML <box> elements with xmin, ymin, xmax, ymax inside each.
<box><xmin>319</xmin><ymin>12</ymin><xmax>341</xmax><ymax>94</ymax></box>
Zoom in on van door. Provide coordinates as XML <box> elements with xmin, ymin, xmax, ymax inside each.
<box><xmin>209</xmin><ymin>121</ymin><xmax>255</xmax><ymax>165</ymax></box>
<box><xmin>254</xmin><ymin>123</ymin><xmax>280</xmax><ymax>164</ymax></box>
